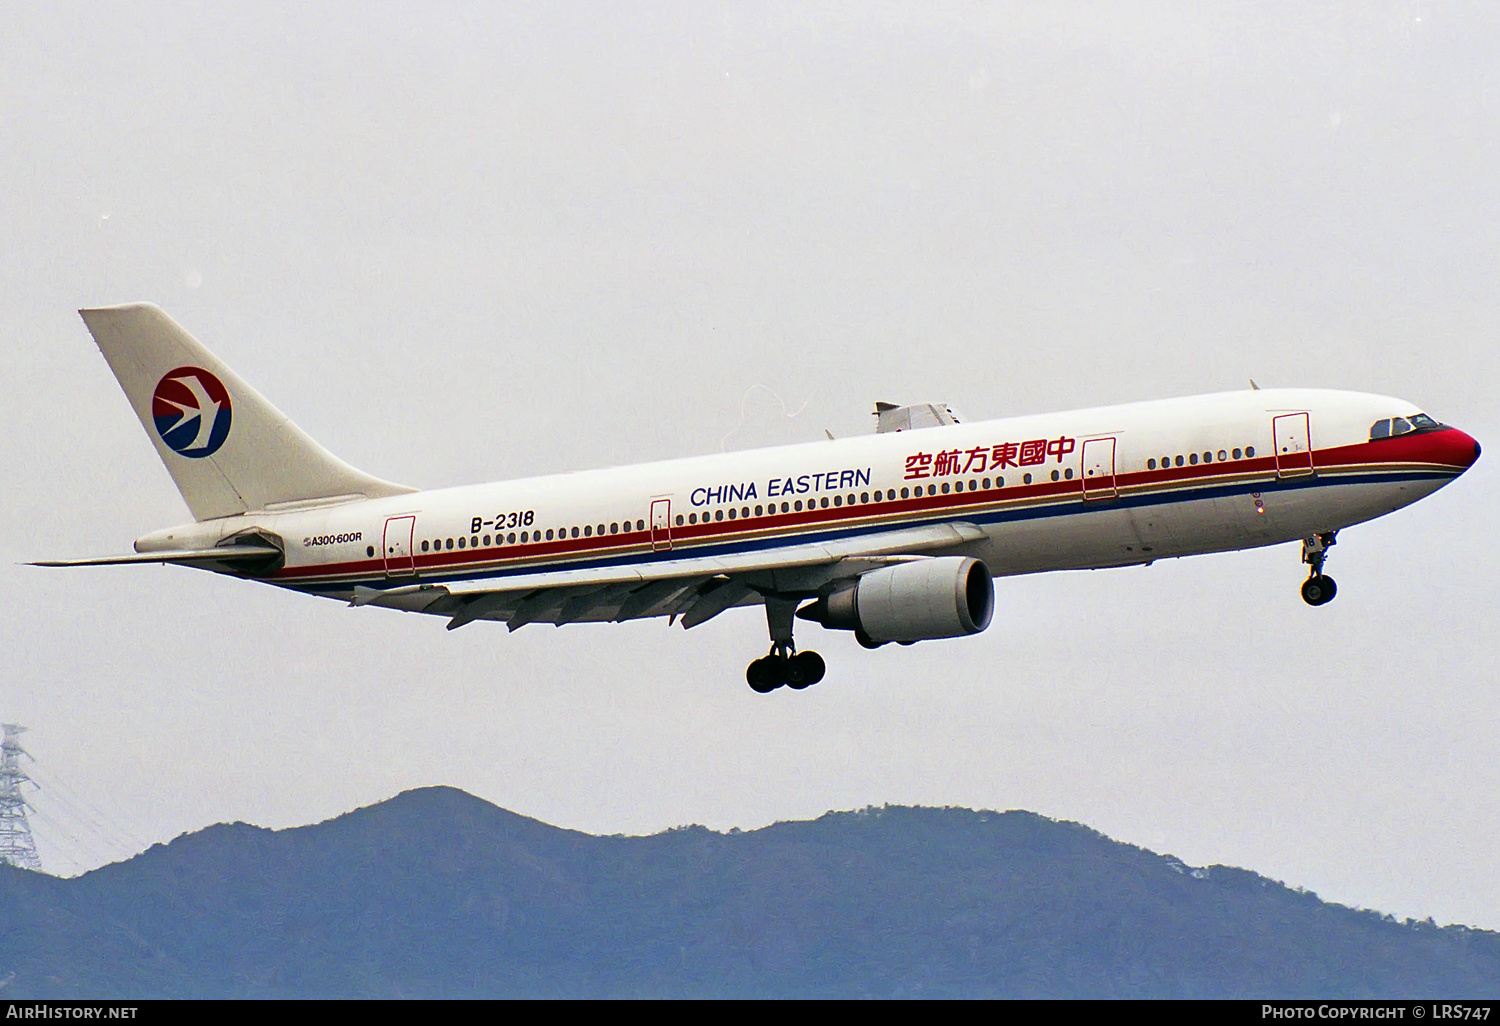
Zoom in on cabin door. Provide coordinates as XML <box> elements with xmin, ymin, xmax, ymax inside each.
<box><xmin>382</xmin><ymin>516</ymin><xmax>416</xmax><ymax>577</ymax></box>
<box><xmin>650</xmin><ymin>498</ymin><xmax>673</xmax><ymax>552</ymax></box>
<box><xmin>1081</xmin><ymin>437</ymin><xmax>1118</xmax><ymax>500</ymax></box>
<box><xmin>1273</xmin><ymin>413</ymin><xmax>1314</xmax><ymax>478</ymax></box>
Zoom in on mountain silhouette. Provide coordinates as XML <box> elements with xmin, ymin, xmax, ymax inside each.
<box><xmin>1</xmin><ymin>786</ymin><xmax>1494</xmax><ymax>998</ymax></box>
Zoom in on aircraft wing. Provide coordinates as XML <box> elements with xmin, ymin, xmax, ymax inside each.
<box><xmin>351</xmin><ymin>521</ymin><xmax>987</xmax><ymax>631</ymax></box>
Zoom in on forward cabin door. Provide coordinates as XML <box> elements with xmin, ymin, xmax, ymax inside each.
<box><xmin>382</xmin><ymin>515</ymin><xmax>416</xmax><ymax>577</ymax></box>
<box><xmin>1273</xmin><ymin>413</ymin><xmax>1314</xmax><ymax>478</ymax></box>
<box><xmin>650</xmin><ymin>498</ymin><xmax>673</xmax><ymax>552</ymax></box>
<box><xmin>1081</xmin><ymin>437</ymin><xmax>1118</xmax><ymax>500</ymax></box>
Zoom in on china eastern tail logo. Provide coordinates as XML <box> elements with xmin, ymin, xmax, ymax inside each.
<box><xmin>152</xmin><ymin>367</ymin><xmax>232</xmax><ymax>458</ymax></box>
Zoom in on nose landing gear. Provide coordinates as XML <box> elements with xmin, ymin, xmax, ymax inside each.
<box><xmin>746</xmin><ymin>597</ymin><xmax>827</xmax><ymax>693</ymax></box>
<box><xmin>1300</xmin><ymin>532</ymin><xmax>1338</xmax><ymax>607</ymax></box>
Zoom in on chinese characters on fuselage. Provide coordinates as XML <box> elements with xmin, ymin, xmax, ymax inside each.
<box><xmin>904</xmin><ymin>436</ymin><xmax>1076</xmax><ymax>480</ymax></box>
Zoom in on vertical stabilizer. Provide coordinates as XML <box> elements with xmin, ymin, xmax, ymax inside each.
<box><xmin>79</xmin><ymin>303</ymin><xmax>414</xmax><ymax>521</ymax></box>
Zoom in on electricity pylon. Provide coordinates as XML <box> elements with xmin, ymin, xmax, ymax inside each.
<box><xmin>0</xmin><ymin>724</ymin><xmax>41</xmax><ymax>871</ymax></box>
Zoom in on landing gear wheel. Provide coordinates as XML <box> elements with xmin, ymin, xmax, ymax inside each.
<box><xmin>1301</xmin><ymin>575</ymin><xmax>1337</xmax><ymax>607</ymax></box>
<box><xmin>785</xmin><ymin>651</ymin><xmax>826</xmax><ymax>689</ymax></box>
<box><xmin>746</xmin><ymin>656</ymin><xmax>785</xmax><ymax>693</ymax></box>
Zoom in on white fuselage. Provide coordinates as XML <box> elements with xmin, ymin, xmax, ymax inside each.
<box><xmin>134</xmin><ymin>387</ymin><xmax>1478</xmax><ymax>621</ymax></box>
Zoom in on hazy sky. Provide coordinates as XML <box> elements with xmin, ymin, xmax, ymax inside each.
<box><xmin>3</xmin><ymin>2</ymin><xmax>1498</xmax><ymax>930</ymax></box>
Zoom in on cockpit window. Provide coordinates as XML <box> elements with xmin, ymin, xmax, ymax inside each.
<box><xmin>1370</xmin><ymin>412</ymin><xmax>1444</xmax><ymax>441</ymax></box>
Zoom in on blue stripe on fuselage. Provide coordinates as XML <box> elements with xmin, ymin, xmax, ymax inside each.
<box><xmin>279</xmin><ymin>466</ymin><xmax>1457</xmax><ymax>597</ymax></box>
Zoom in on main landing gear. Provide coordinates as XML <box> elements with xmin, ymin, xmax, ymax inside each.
<box><xmin>747</xmin><ymin>643</ymin><xmax>827</xmax><ymax>693</ymax></box>
<box><xmin>1300</xmin><ymin>531</ymin><xmax>1338</xmax><ymax>607</ymax></box>
<box><xmin>747</xmin><ymin>597</ymin><xmax>827</xmax><ymax>693</ymax></box>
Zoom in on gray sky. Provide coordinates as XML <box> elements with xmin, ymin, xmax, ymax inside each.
<box><xmin>3</xmin><ymin>1</ymin><xmax>1498</xmax><ymax>929</ymax></box>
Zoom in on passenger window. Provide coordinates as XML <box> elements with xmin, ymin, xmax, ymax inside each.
<box><xmin>1189</xmin><ymin>453</ymin><xmax>1198</xmax><ymax>465</ymax></box>
<box><xmin>729</xmin><ymin>508</ymin><xmax>737</xmax><ymax>519</ymax></box>
<box><xmin>1217</xmin><ymin>450</ymin><xmax>1227</xmax><ymax>462</ymax></box>
<box><xmin>996</xmin><ymin>477</ymin><xmax>1004</xmax><ymax>487</ymax></box>
<box><xmin>1064</xmin><ymin>468</ymin><xmax>1073</xmax><ymax>479</ymax></box>
<box><xmin>1147</xmin><ymin>458</ymin><xmax>1156</xmax><ymax>470</ymax></box>
<box><xmin>1203</xmin><ymin>452</ymin><xmax>1212</xmax><ymax>463</ymax></box>
<box><xmin>571</xmin><ymin>527</ymin><xmax>580</xmax><ymax>538</ymax></box>
<box><xmin>860</xmin><ymin>493</ymin><xmax>869</xmax><ymax>504</ymax></box>
<box><xmin>446</xmin><ymin>538</ymin><xmax>454</xmax><ymax>550</ymax></box>
<box><xmin>900</xmin><ymin>487</ymin><xmax>909</xmax><ymax>499</ymax></box>
<box><xmin>755</xmin><ymin>505</ymin><xmax>764</xmax><ymax>516</ymax></box>
<box><xmin>1050</xmin><ymin>470</ymin><xmax>1059</xmax><ymax>482</ymax></box>
<box><xmin>982</xmin><ymin>477</ymin><xmax>991</xmax><ymax>488</ymax></box>
<box><xmin>1245</xmin><ymin>446</ymin><xmax>1255</xmax><ymax>457</ymax></box>
<box><xmin>924</xmin><ymin>485</ymin><xmax>934</xmax><ymax>496</ymax></box>
<box><xmin>1232</xmin><ymin>448</ymin><xmax>1242</xmax><ymax>459</ymax></box>
<box><xmin>1174</xmin><ymin>456</ymin><xmax>1184</xmax><ymax>467</ymax></box>
<box><xmin>458</xmin><ymin>537</ymin><xmax>466</xmax><ymax>548</ymax></box>
<box><xmin>483</xmin><ymin>535</ymin><xmax>491</xmax><ymax>545</ymax></box>
<box><xmin>794</xmin><ymin>500</ymin><xmax>803</xmax><ymax>511</ymax></box>
<box><xmin>610</xmin><ymin>523</ymin><xmax>618</xmax><ymax>534</ymax></box>
<box><xmin>545</xmin><ymin>529</ymin><xmax>554</xmax><ymax>541</ymax></box>
<box><xmin>421</xmin><ymin>540</ymin><xmax>429</xmax><ymax>552</ymax></box>
<box><xmin>584</xmin><ymin>525</ymin><xmax>592</xmax><ymax>536</ymax></box>
<box><xmin>716</xmin><ymin>509</ymin><xmax>724</xmax><ymax>521</ymax></box>
<box><xmin>521</xmin><ymin>531</ymin><xmax>528</xmax><ymax>542</ymax></box>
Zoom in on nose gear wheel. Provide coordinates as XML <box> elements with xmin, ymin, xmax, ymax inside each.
<box><xmin>1300</xmin><ymin>532</ymin><xmax>1339</xmax><ymax>607</ymax></box>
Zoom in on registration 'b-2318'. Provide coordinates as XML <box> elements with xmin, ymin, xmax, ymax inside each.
<box><xmin>39</xmin><ymin>305</ymin><xmax>1481</xmax><ymax>693</ymax></box>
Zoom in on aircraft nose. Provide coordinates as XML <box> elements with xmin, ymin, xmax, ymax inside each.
<box><xmin>1450</xmin><ymin>428</ymin><xmax>1481</xmax><ymax>470</ymax></box>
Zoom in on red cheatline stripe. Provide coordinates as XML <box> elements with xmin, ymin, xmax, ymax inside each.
<box><xmin>274</xmin><ymin>435</ymin><xmax>1467</xmax><ymax>584</ymax></box>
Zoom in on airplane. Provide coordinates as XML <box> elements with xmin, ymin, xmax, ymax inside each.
<box><xmin>37</xmin><ymin>304</ymin><xmax>1481</xmax><ymax>693</ymax></box>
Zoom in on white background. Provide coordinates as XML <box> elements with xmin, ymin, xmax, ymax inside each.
<box><xmin>1</xmin><ymin>2</ymin><xmax>1496</xmax><ymax>928</ymax></box>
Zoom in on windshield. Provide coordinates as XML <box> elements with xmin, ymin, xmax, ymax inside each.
<box><xmin>1369</xmin><ymin>413</ymin><xmax>1444</xmax><ymax>441</ymax></box>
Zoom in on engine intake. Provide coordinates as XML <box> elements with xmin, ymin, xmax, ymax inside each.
<box><xmin>798</xmin><ymin>556</ymin><xmax>994</xmax><ymax>645</ymax></box>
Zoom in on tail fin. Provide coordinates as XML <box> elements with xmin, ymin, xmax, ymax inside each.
<box><xmin>79</xmin><ymin>303</ymin><xmax>415</xmax><ymax>521</ymax></box>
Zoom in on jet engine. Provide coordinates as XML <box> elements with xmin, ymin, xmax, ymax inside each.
<box><xmin>797</xmin><ymin>556</ymin><xmax>994</xmax><ymax>646</ymax></box>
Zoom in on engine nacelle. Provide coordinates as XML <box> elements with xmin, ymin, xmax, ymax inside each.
<box><xmin>798</xmin><ymin>556</ymin><xmax>994</xmax><ymax>644</ymax></box>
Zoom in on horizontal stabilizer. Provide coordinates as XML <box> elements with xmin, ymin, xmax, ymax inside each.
<box><xmin>30</xmin><ymin>544</ymin><xmax>283</xmax><ymax>568</ymax></box>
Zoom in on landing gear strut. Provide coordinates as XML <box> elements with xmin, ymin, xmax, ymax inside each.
<box><xmin>746</xmin><ymin>597</ymin><xmax>827</xmax><ymax>693</ymax></box>
<box><xmin>1300</xmin><ymin>532</ymin><xmax>1338</xmax><ymax>607</ymax></box>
